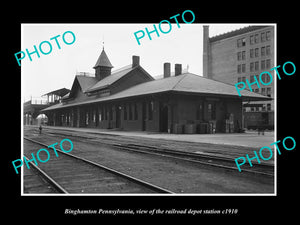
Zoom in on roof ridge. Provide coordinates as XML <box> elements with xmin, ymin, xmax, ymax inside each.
<box><xmin>209</xmin><ymin>25</ymin><xmax>271</xmax><ymax>42</ymax></box>
<box><xmin>171</xmin><ymin>74</ymin><xmax>189</xmax><ymax>90</ymax></box>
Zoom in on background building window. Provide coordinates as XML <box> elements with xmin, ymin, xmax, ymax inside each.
<box><xmin>266</xmin><ymin>59</ymin><xmax>271</xmax><ymax>68</ymax></box>
<box><xmin>255</xmin><ymin>34</ymin><xmax>259</xmax><ymax>43</ymax></box>
<box><xmin>261</xmin><ymin>60</ymin><xmax>265</xmax><ymax>70</ymax></box>
<box><xmin>250</xmin><ymin>49</ymin><xmax>254</xmax><ymax>58</ymax></box>
<box><xmin>266</xmin><ymin>45</ymin><xmax>271</xmax><ymax>55</ymax></box>
<box><xmin>261</xmin><ymin>32</ymin><xmax>266</xmax><ymax>42</ymax></box>
<box><xmin>250</xmin><ymin>35</ymin><xmax>254</xmax><ymax>44</ymax></box>
<box><xmin>267</xmin><ymin>87</ymin><xmax>271</xmax><ymax>97</ymax></box>
<box><xmin>242</xmin><ymin>51</ymin><xmax>246</xmax><ymax>60</ymax></box>
<box><xmin>237</xmin><ymin>52</ymin><xmax>241</xmax><ymax>61</ymax></box>
<box><xmin>242</xmin><ymin>38</ymin><xmax>246</xmax><ymax>46</ymax></box>
<box><xmin>237</xmin><ymin>64</ymin><xmax>241</xmax><ymax>73</ymax></box>
<box><xmin>266</xmin><ymin>31</ymin><xmax>271</xmax><ymax>40</ymax></box>
<box><xmin>250</xmin><ymin>62</ymin><xmax>254</xmax><ymax>72</ymax></box>
<box><xmin>255</xmin><ymin>61</ymin><xmax>259</xmax><ymax>71</ymax></box>
<box><xmin>242</xmin><ymin>64</ymin><xmax>246</xmax><ymax>73</ymax></box>
<box><xmin>255</xmin><ymin>48</ymin><xmax>259</xmax><ymax>57</ymax></box>
<box><xmin>261</xmin><ymin>47</ymin><xmax>265</xmax><ymax>56</ymax></box>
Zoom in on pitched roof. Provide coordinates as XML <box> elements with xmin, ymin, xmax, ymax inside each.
<box><xmin>42</xmin><ymin>73</ymin><xmax>271</xmax><ymax>112</ymax></box>
<box><xmin>93</xmin><ymin>49</ymin><xmax>113</xmax><ymax>68</ymax></box>
<box><xmin>101</xmin><ymin>72</ymin><xmax>270</xmax><ymax>101</ymax></box>
<box><xmin>42</xmin><ymin>88</ymin><xmax>70</xmax><ymax>97</ymax></box>
<box><xmin>86</xmin><ymin>65</ymin><xmax>134</xmax><ymax>93</ymax></box>
<box><xmin>75</xmin><ymin>75</ymin><xmax>98</xmax><ymax>92</ymax></box>
<box><xmin>209</xmin><ymin>26</ymin><xmax>271</xmax><ymax>42</ymax></box>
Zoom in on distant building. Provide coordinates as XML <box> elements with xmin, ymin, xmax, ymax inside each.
<box><xmin>203</xmin><ymin>25</ymin><xmax>275</xmax><ymax>129</ymax></box>
<box><xmin>41</xmin><ymin>46</ymin><xmax>269</xmax><ymax>133</ymax></box>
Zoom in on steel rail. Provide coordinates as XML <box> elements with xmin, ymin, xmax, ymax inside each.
<box><xmin>23</xmin><ymin>156</ymin><xmax>69</xmax><ymax>194</ymax></box>
<box><xmin>112</xmin><ymin>143</ymin><xmax>274</xmax><ymax>177</ymax></box>
<box><xmin>24</xmin><ymin>137</ymin><xmax>174</xmax><ymax>194</ymax></box>
<box><xmin>25</xmin><ymin>128</ymin><xmax>274</xmax><ymax>177</ymax></box>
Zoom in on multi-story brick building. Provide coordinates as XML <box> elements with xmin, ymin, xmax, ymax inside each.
<box><xmin>203</xmin><ymin>25</ymin><xmax>275</xmax><ymax>129</ymax></box>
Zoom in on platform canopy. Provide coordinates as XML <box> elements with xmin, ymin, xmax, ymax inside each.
<box><xmin>42</xmin><ymin>88</ymin><xmax>70</xmax><ymax>97</ymax></box>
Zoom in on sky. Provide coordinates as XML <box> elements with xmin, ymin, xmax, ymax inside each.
<box><xmin>21</xmin><ymin>23</ymin><xmax>252</xmax><ymax>102</ymax></box>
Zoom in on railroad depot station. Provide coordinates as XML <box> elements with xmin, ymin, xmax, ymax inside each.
<box><xmin>31</xmin><ymin>45</ymin><xmax>271</xmax><ymax>134</ymax></box>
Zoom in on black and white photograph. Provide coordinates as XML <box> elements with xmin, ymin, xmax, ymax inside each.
<box><xmin>21</xmin><ymin>23</ymin><xmax>276</xmax><ymax>195</ymax></box>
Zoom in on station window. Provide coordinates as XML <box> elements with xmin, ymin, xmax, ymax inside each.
<box><xmin>207</xmin><ymin>103</ymin><xmax>216</xmax><ymax>120</ymax></box>
<box><xmin>124</xmin><ymin>104</ymin><xmax>127</xmax><ymax>120</ymax></box>
<box><xmin>148</xmin><ymin>101</ymin><xmax>154</xmax><ymax>120</ymax></box>
<box><xmin>267</xmin><ymin>103</ymin><xmax>271</xmax><ymax>111</ymax></box>
<box><xmin>134</xmin><ymin>103</ymin><xmax>138</xmax><ymax>120</ymax></box>
<box><xmin>129</xmin><ymin>103</ymin><xmax>133</xmax><ymax>120</ymax></box>
<box><xmin>242</xmin><ymin>51</ymin><xmax>246</xmax><ymax>60</ymax></box>
<box><xmin>196</xmin><ymin>102</ymin><xmax>204</xmax><ymax>120</ymax></box>
<box><xmin>86</xmin><ymin>112</ymin><xmax>89</xmax><ymax>125</ymax></box>
<box><xmin>98</xmin><ymin>108</ymin><xmax>102</xmax><ymax>122</ymax></box>
<box><xmin>93</xmin><ymin>110</ymin><xmax>96</xmax><ymax>123</ymax></box>
<box><xmin>104</xmin><ymin>107</ymin><xmax>107</xmax><ymax>120</ymax></box>
<box><xmin>109</xmin><ymin>107</ymin><xmax>113</xmax><ymax>121</ymax></box>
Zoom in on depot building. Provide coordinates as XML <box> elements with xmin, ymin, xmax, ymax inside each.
<box><xmin>42</xmin><ymin>48</ymin><xmax>270</xmax><ymax>134</ymax></box>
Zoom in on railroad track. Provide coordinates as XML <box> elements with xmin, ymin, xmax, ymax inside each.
<box><xmin>23</xmin><ymin>137</ymin><xmax>174</xmax><ymax>194</ymax></box>
<box><xmin>26</xmin><ymin>127</ymin><xmax>274</xmax><ymax>177</ymax></box>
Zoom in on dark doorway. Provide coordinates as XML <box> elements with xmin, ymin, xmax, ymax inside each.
<box><xmin>261</xmin><ymin>112</ymin><xmax>269</xmax><ymax>125</ymax></box>
<box><xmin>116</xmin><ymin>105</ymin><xmax>121</xmax><ymax>128</ymax></box>
<box><xmin>159</xmin><ymin>103</ymin><xmax>168</xmax><ymax>132</ymax></box>
<box><xmin>142</xmin><ymin>102</ymin><xmax>146</xmax><ymax>131</ymax></box>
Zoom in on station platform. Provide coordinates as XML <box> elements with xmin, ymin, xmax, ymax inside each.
<box><xmin>25</xmin><ymin>125</ymin><xmax>275</xmax><ymax>149</ymax></box>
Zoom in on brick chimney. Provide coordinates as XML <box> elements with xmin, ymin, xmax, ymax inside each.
<box><xmin>132</xmin><ymin>55</ymin><xmax>140</xmax><ymax>68</ymax></box>
<box><xmin>163</xmin><ymin>62</ymin><xmax>171</xmax><ymax>78</ymax></box>
<box><xmin>175</xmin><ymin>64</ymin><xmax>182</xmax><ymax>76</ymax></box>
<box><xmin>203</xmin><ymin>25</ymin><xmax>210</xmax><ymax>78</ymax></box>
